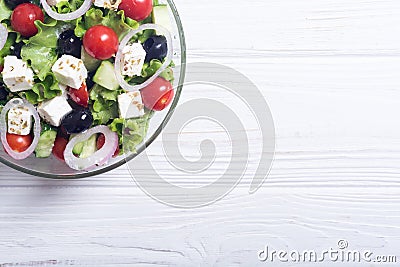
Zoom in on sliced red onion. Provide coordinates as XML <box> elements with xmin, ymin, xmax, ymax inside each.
<box><xmin>115</xmin><ymin>24</ymin><xmax>173</xmax><ymax>92</ymax></box>
<box><xmin>64</xmin><ymin>125</ymin><xmax>119</xmax><ymax>171</ymax></box>
<box><xmin>0</xmin><ymin>24</ymin><xmax>8</xmax><ymax>51</ymax></box>
<box><xmin>40</xmin><ymin>0</ymin><xmax>92</xmax><ymax>21</ymax></box>
<box><xmin>0</xmin><ymin>98</ymin><xmax>41</xmax><ymax>160</ymax></box>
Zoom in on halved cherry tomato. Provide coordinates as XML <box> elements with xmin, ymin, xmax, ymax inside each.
<box><xmin>68</xmin><ymin>83</ymin><xmax>89</xmax><ymax>108</ymax></box>
<box><xmin>83</xmin><ymin>25</ymin><xmax>118</xmax><ymax>60</ymax></box>
<box><xmin>141</xmin><ymin>77</ymin><xmax>174</xmax><ymax>111</ymax></box>
<box><xmin>11</xmin><ymin>3</ymin><xmax>44</xmax><ymax>37</ymax></box>
<box><xmin>6</xmin><ymin>133</ymin><xmax>32</xmax><ymax>152</ymax></box>
<box><xmin>52</xmin><ymin>136</ymin><xmax>68</xmax><ymax>161</ymax></box>
<box><xmin>119</xmin><ymin>0</ymin><xmax>153</xmax><ymax>21</ymax></box>
<box><xmin>97</xmin><ymin>133</ymin><xmax>120</xmax><ymax>158</ymax></box>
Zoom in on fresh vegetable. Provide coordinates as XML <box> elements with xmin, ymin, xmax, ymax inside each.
<box><xmin>11</xmin><ymin>3</ymin><xmax>44</xmax><ymax>37</ymax></box>
<box><xmin>93</xmin><ymin>61</ymin><xmax>120</xmax><ymax>90</ymax></box>
<box><xmin>0</xmin><ymin>84</ymin><xmax>8</xmax><ymax>101</ymax></box>
<box><xmin>52</xmin><ymin>135</ymin><xmax>68</xmax><ymax>161</ymax></box>
<box><xmin>0</xmin><ymin>98</ymin><xmax>41</xmax><ymax>160</ymax></box>
<box><xmin>68</xmin><ymin>83</ymin><xmax>89</xmax><ymax>107</ymax></box>
<box><xmin>141</xmin><ymin>77</ymin><xmax>174</xmax><ymax>111</ymax></box>
<box><xmin>83</xmin><ymin>25</ymin><xmax>118</xmax><ymax>60</ymax></box>
<box><xmin>10</xmin><ymin>42</ymin><xmax>23</xmax><ymax>58</ymax></box>
<box><xmin>114</xmin><ymin>23</ymin><xmax>173</xmax><ymax>92</ymax></box>
<box><xmin>58</xmin><ymin>29</ymin><xmax>82</xmax><ymax>58</ymax></box>
<box><xmin>40</xmin><ymin>0</ymin><xmax>92</xmax><ymax>21</ymax></box>
<box><xmin>73</xmin><ymin>133</ymin><xmax>97</xmax><ymax>159</ymax></box>
<box><xmin>81</xmin><ymin>48</ymin><xmax>101</xmax><ymax>73</ymax></box>
<box><xmin>64</xmin><ymin>125</ymin><xmax>118</xmax><ymax>170</ymax></box>
<box><xmin>61</xmin><ymin>109</ymin><xmax>93</xmax><ymax>134</ymax></box>
<box><xmin>143</xmin><ymin>35</ymin><xmax>167</xmax><ymax>62</ymax></box>
<box><xmin>35</xmin><ymin>125</ymin><xmax>57</xmax><ymax>158</ymax></box>
<box><xmin>152</xmin><ymin>5</ymin><xmax>172</xmax><ymax>33</ymax></box>
<box><xmin>97</xmin><ymin>133</ymin><xmax>120</xmax><ymax>157</ymax></box>
<box><xmin>4</xmin><ymin>0</ymin><xmax>30</xmax><ymax>9</ymax></box>
<box><xmin>119</xmin><ymin>0</ymin><xmax>153</xmax><ymax>22</ymax></box>
<box><xmin>6</xmin><ymin>133</ymin><xmax>32</xmax><ymax>152</ymax></box>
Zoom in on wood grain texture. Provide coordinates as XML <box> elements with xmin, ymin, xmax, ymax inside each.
<box><xmin>1</xmin><ymin>0</ymin><xmax>400</xmax><ymax>266</ymax></box>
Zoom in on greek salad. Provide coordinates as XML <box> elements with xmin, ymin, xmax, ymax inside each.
<box><xmin>0</xmin><ymin>0</ymin><xmax>175</xmax><ymax>170</ymax></box>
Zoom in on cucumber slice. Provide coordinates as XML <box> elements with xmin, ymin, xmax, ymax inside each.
<box><xmin>81</xmin><ymin>46</ymin><xmax>101</xmax><ymax>73</ymax></box>
<box><xmin>35</xmin><ymin>129</ymin><xmax>57</xmax><ymax>158</ymax></box>
<box><xmin>93</xmin><ymin>61</ymin><xmax>120</xmax><ymax>91</ymax></box>
<box><xmin>79</xmin><ymin>134</ymin><xmax>97</xmax><ymax>159</ymax></box>
<box><xmin>152</xmin><ymin>5</ymin><xmax>172</xmax><ymax>33</ymax></box>
<box><xmin>72</xmin><ymin>134</ymin><xmax>97</xmax><ymax>159</ymax></box>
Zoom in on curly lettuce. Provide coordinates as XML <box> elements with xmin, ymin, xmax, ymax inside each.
<box><xmin>55</xmin><ymin>0</ymin><xmax>85</xmax><ymax>14</ymax></box>
<box><xmin>21</xmin><ymin>44</ymin><xmax>58</xmax><ymax>81</ymax></box>
<box><xmin>75</xmin><ymin>8</ymin><xmax>139</xmax><ymax>40</ymax></box>
<box><xmin>89</xmin><ymin>84</ymin><xmax>120</xmax><ymax>125</ymax></box>
<box><xmin>28</xmin><ymin>19</ymin><xmax>72</xmax><ymax>48</ymax></box>
<box><xmin>0</xmin><ymin>31</ymin><xmax>16</xmax><ymax>66</ymax></box>
<box><xmin>109</xmin><ymin>112</ymin><xmax>152</xmax><ymax>153</ymax></box>
<box><xmin>0</xmin><ymin>1</ymin><xmax>11</xmax><ymax>22</ymax></box>
<box><xmin>19</xmin><ymin>73</ymin><xmax>61</xmax><ymax>104</ymax></box>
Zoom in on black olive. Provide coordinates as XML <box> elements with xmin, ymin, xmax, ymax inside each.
<box><xmin>61</xmin><ymin>109</ymin><xmax>93</xmax><ymax>134</ymax></box>
<box><xmin>4</xmin><ymin>0</ymin><xmax>30</xmax><ymax>9</ymax></box>
<box><xmin>0</xmin><ymin>83</ymin><xmax>9</xmax><ymax>101</ymax></box>
<box><xmin>57</xmin><ymin>30</ymin><xmax>82</xmax><ymax>58</ymax></box>
<box><xmin>143</xmin><ymin>35</ymin><xmax>168</xmax><ymax>63</ymax></box>
<box><xmin>10</xmin><ymin>42</ymin><xmax>24</xmax><ymax>59</ymax></box>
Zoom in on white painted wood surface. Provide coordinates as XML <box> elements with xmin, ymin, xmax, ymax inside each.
<box><xmin>1</xmin><ymin>0</ymin><xmax>400</xmax><ymax>265</ymax></box>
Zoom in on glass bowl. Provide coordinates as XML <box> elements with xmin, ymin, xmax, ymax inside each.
<box><xmin>0</xmin><ymin>0</ymin><xmax>186</xmax><ymax>178</ymax></box>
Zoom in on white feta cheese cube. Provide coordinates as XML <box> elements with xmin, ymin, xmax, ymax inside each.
<box><xmin>52</xmin><ymin>55</ymin><xmax>87</xmax><ymax>89</ymax></box>
<box><xmin>94</xmin><ymin>0</ymin><xmax>122</xmax><ymax>10</ymax></box>
<box><xmin>37</xmin><ymin>94</ymin><xmax>72</xmax><ymax>127</ymax></box>
<box><xmin>118</xmin><ymin>91</ymin><xmax>145</xmax><ymax>119</ymax></box>
<box><xmin>1</xmin><ymin>56</ymin><xmax>34</xmax><ymax>92</ymax></box>
<box><xmin>7</xmin><ymin>106</ymin><xmax>32</xmax><ymax>136</ymax></box>
<box><xmin>46</xmin><ymin>0</ymin><xmax>64</xmax><ymax>6</ymax></box>
<box><xmin>121</xmin><ymin>43</ymin><xmax>146</xmax><ymax>77</ymax></box>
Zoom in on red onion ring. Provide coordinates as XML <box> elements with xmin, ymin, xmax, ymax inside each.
<box><xmin>0</xmin><ymin>98</ymin><xmax>41</xmax><ymax>160</ymax></box>
<box><xmin>64</xmin><ymin>125</ymin><xmax>119</xmax><ymax>171</ymax></box>
<box><xmin>0</xmin><ymin>24</ymin><xmax>8</xmax><ymax>51</ymax></box>
<box><xmin>40</xmin><ymin>0</ymin><xmax>92</xmax><ymax>21</ymax></box>
<box><xmin>115</xmin><ymin>24</ymin><xmax>173</xmax><ymax>92</ymax></box>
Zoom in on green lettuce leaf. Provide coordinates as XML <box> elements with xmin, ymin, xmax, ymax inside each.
<box><xmin>19</xmin><ymin>73</ymin><xmax>62</xmax><ymax>104</ymax></box>
<box><xmin>109</xmin><ymin>112</ymin><xmax>152</xmax><ymax>153</ymax></box>
<box><xmin>55</xmin><ymin>0</ymin><xmax>84</xmax><ymax>14</ymax></box>
<box><xmin>0</xmin><ymin>1</ymin><xmax>11</xmax><ymax>22</ymax></box>
<box><xmin>89</xmin><ymin>84</ymin><xmax>120</xmax><ymax>125</ymax></box>
<box><xmin>0</xmin><ymin>31</ymin><xmax>16</xmax><ymax>66</ymax></box>
<box><xmin>75</xmin><ymin>8</ymin><xmax>139</xmax><ymax>40</ymax></box>
<box><xmin>21</xmin><ymin>44</ymin><xmax>58</xmax><ymax>81</ymax></box>
<box><xmin>28</xmin><ymin>19</ymin><xmax>72</xmax><ymax>48</ymax></box>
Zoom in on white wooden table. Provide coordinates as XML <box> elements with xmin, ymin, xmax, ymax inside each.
<box><xmin>1</xmin><ymin>0</ymin><xmax>400</xmax><ymax>266</ymax></box>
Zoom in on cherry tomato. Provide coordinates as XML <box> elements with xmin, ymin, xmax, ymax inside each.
<box><xmin>52</xmin><ymin>136</ymin><xmax>68</xmax><ymax>161</ymax></box>
<box><xmin>83</xmin><ymin>25</ymin><xmax>119</xmax><ymax>60</ymax></box>
<box><xmin>0</xmin><ymin>65</ymin><xmax>3</xmax><ymax>73</ymax></box>
<box><xmin>97</xmin><ymin>134</ymin><xmax>120</xmax><ymax>158</ymax></box>
<box><xmin>11</xmin><ymin>3</ymin><xmax>44</xmax><ymax>37</ymax></box>
<box><xmin>68</xmin><ymin>83</ymin><xmax>89</xmax><ymax>108</ymax></box>
<box><xmin>6</xmin><ymin>133</ymin><xmax>32</xmax><ymax>152</ymax></box>
<box><xmin>119</xmin><ymin>0</ymin><xmax>153</xmax><ymax>21</ymax></box>
<box><xmin>141</xmin><ymin>77</ymin><xmax>174</xmax><ymax>111</ymax></box>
